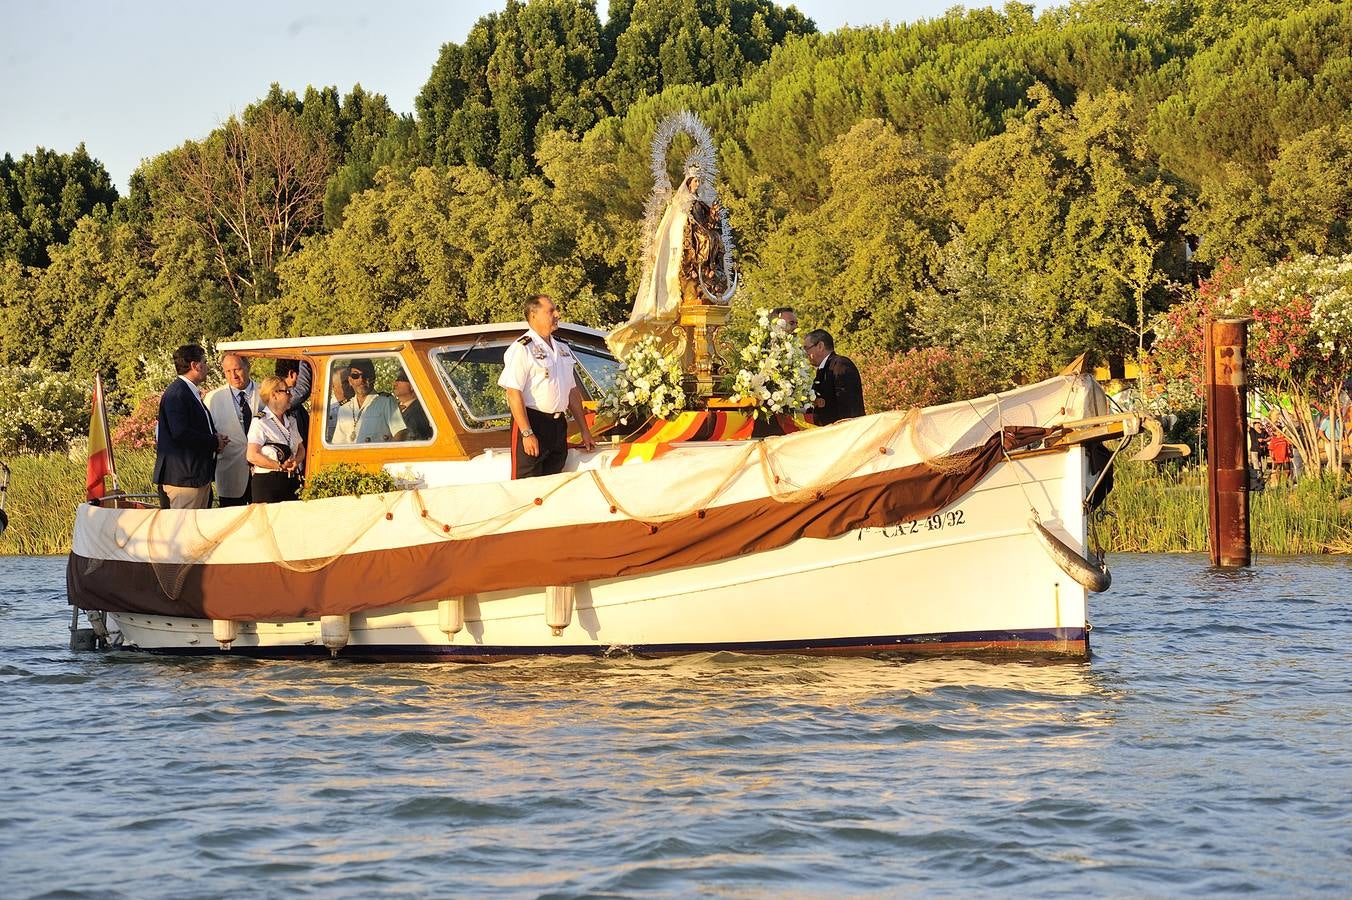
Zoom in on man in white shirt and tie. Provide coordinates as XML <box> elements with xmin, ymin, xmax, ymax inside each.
<box><xmin>205</xmin><ymin>353</ymin><xmax>260</xmax><ymax>506</ymax></box>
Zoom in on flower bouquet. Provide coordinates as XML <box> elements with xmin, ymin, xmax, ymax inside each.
<box><xmin>728</xmin><ymin>309</ymin><xmax>816</xmax><ymax>420</ymax></box>
<box><xmin>601</xmin><ymin>333</ymin><xmax>689</xmax><ymax>426</ymax></box>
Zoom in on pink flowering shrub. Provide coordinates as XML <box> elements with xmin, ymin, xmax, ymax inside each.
<box><xmin>1146</xmin><ymin>254</ymin><xmax>1352</xmax><ymax>476</ymax></box>
<box><xmin>856</xmin><ymin>346</ymin><xmax>1001</xmax><ymax>413</ymax></box>
<box><xmin>112</xmin><ymin>394</ymin><xmax>160</xmax><ymax>451</ymax></box>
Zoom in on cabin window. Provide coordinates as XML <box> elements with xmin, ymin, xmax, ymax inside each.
<box><xmin>432</xmin><ymin>344</ymin><xmax>513</xmax><ymax>430</ymax></box>
<box><xmin>323</xmin><ymin>354</ymin><xmax>435</xmax><ymax>446</ymax></box>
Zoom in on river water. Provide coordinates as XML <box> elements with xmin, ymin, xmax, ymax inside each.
<box><xmin>0</xmin><ymin>553</ymin><xmax>1348</xmax><ymax>897</ymax></box>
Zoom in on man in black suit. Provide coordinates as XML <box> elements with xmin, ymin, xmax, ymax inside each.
<box><xmin>803</xmin><ymin>329</ymin><xmax>865</xmax><ymax>425</ymax></box>
<box><xmin>153</xmin><ymin>344</ymin><xmax>228</xmax><ymax>509</ymax></box>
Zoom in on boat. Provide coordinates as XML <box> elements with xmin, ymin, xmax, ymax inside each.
<box><xmin>66</xmin><ymin>112</ymin><xmax>1147</xmax><ymax>661</ymax></box>
<box><xmin>65</xmin><ymin>319</ymin><xmax>1139</xmax><ymax>660</ymax></box>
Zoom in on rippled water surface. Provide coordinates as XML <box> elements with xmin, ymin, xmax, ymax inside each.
<box><xmin>1</xmin><ymin>554</ymin><xmax>1349</xmax><ymax>896</ymax></box>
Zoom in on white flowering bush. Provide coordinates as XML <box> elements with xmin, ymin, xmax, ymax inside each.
<box><xmin>1222</xmin><ymin>252</ymin><xmax>1352</xmax><ymax>368</ymax></box>
<box><xmin>601</xmin><ymin>333</ymin><xmax>688</xmax><ymax>424</ymax></box>
<box><xmin>729</xmin><ymin>308</ymin><xmax>816</xmax><ymax>420</ymax></box>
<box><xmin>0</xmin><ymin>367</ymin><xmax>90</xmax><ymax>454</ymax></box>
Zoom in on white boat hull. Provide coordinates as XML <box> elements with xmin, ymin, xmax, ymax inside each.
<box><xmin>104</xmin><ymin>447</ymin><xmax>1094</xmax><ymax>659</ymax></box>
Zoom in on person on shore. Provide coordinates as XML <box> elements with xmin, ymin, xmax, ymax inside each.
<box><xmin>802</xmin><ymin>329</ymin><xmax>865</xmax><ymax>425</ymax></box>
<box><xmin>1268</xmin><ymin>427</ymin><xmax>1292</xmax><ymax>484</ymax></box>
<box><xmin>246</xmin><ymin>376</ymin><xmax>304</xmax><ymax>503</ymax></box>
<box><xmin>1248</xmin><ymin>420</ymin><xmax>1269</xmax><ymax>478</ymax></box>
<box><xmin>204</xmin><ymin>353</ymin><xmax>258</xmax><ymax>506</ymax></box>
<box><xmin>153</xmin><ymin>345</ymin><xmax>227</xmax><ymax>509</ymax></box>
<box><xmin>771</xmin><ymin>307</ymin><xmax>798</xmax><ymax>333</ymax></box>
<box><xmin>392</xmin><ymin>371</ymin><xmax>432</xmax><ymax>441</ymax></box>
<box><xmin>499</xmin><ymin>294</ymin><xmax>596</xmax><ymax>479</ymax></box>
<box><xmin>331</xmin><ymin>358</ymin><xmax>406</xmax><ymax>444</ymax></box>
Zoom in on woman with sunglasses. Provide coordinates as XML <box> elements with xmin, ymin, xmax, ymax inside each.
<box><xmin>329</xmin><ymin>358</ymin><xmax>407</xmax><ymax>444</ymax></box>
<box><xmin>246</xmin><ymin>376</ymin><xmax>305</xmax><ymax>503</ymax></box>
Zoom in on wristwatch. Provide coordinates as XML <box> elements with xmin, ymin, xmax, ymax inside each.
<box><xmin>521</xmin><ymin>428</ymin><xmax>535</xmax><ymax>437</ymax></box>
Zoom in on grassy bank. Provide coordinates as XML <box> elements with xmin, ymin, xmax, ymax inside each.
<box><xmin>3</xmin><ymin>449</ymin><xmax>1349</xmax><ymax>556</ymax></box>
<box><xmin>1098</xmin><ymin>461</ymin><xmax>1352</xmax><ymax>554</ymax></box>
<box><xmin>1</xmin><ymin>449</ymin><xmax>156</xmax><ymax>556</ymax></box>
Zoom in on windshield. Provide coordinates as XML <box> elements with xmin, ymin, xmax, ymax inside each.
<box><xmin>432</xmin><ymin>339</ymin><xmax>617</xmax><ymax>430</ymax></box>
<box><xmin>573</xmin><ymin>346</ymin><xmax>622</xmax><ymax>398</ymax></box>
<box><xmin>433</xmin><ymin>345</ymin><xmax>513</xmax><ymax>427</ymax></box>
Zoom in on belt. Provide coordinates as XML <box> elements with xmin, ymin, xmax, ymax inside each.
<box><xmin>527</xmin><ymin>408</ymin><xmax>566</xmax><ymax>419</ymax></box>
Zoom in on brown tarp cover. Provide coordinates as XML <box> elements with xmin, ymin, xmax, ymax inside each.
<box><xmin>68</xmin><ymin>428</ymin><xmax>1046</xmax><ymax>620</ymax></box>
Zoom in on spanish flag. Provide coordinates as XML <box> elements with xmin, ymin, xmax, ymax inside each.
<box><xmin>86</xmin><ymin>374</ymin><xmax>117</xmax><ymax>501</ymax></box>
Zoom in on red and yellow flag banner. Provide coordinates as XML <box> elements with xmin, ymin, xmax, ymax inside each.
<box><xmin>629</xmin><ymin>410</ymin><xmax>756</xmax><ymax>444</ymax></box>
<box><xmin>86</xmin><ymin>374</ymin><xmax>117</xmax><ymax>501</ymax></box>
<box><xmin>610</xmin><ymin>441</ymin><xmax>674</xmax><ymax>466</ymax></box>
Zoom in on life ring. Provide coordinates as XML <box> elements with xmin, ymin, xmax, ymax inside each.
<box><xmin>1029</xmin><ymin>518</ymin><xmax>1111</xmax><ymax>593</ymax></box>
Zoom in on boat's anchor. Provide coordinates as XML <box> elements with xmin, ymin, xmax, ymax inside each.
<box><xmin>1030</xmin><ymin>518</ymin><xmax>1112</xmax><ymax>593</ymax></box>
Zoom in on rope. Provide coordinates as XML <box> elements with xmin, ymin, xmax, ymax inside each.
<box><xmin>112</xmin><ymin>380</ymin><xmax>1084</xmax><ymax>582</ymax></box>
<box><xmin>589</xmin><ymin>442</ymin><xmax>758</xmax><ymax>525</ymax></box>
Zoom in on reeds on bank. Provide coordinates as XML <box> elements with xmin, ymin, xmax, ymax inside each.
<box><xmin>1097</xmin><ymin>461</ymin><xmax>1352</xmax><ymax>555</ymax></box>
<box><xmin>2</xmin><ymin>449</ymin><xmax>1348</xmax><ymax>557</ymax></box>
<box><xmin>1</xmin><ymin>449</ymin><xmax>156</xmax><ymax>556</ymax></box>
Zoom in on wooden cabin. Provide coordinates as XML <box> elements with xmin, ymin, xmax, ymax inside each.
<box><xmin>218</xmin><ymin>323</ymin><xmax>617</xmax><ymax>477</ymax></box>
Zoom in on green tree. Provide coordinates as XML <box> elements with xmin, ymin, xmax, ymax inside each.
<box><xmin>255</xmin><ymin>164</ymin><xmax>626</xmax><ymax>339</ymax></box>
<box><xmin>741</xmin><ymin>119</ymin><xmax>947</xmax><ymax>352</ymax></box>
<box><xmin>417</xmin><ymin>0</ymin><xmax>608</xmax><ymax>179</ymax></box>
<box><xmin>1148</xmin><ymin>3</ymin><xmax>1352</xmax><ymax>187</ymax></box>
<box><xmin>1189</xmin><ymin>123</ymin><xmax>1352</xmax><ymax>269</ymax></box>
<box><xmin>0</xmin><ymin>145</ymin><xmax>118</xmax><ymax>266</ymax></box>
<box><xmin>157</xmin><ymin>106</ymin><xmax>334</xmax><ymax>311</ymax></box>
<box><xmin>946</xmin><ymin>86</ymin><xmax>1186</xmax><ymax>374</ymax></box>
<box><xmin>601</xmin><ymin>0</ymin><xmax>815</xmax><ymax>113</ymax></box>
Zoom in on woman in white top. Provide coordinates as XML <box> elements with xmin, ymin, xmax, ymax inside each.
<box><xmin>246</xmin><ymin>375</ymin><xmax>305</xmax><ymax>503</ymax></box>
<box><xmin>330</xmin><ymin>358</ymin><xmax>406</xmax><ymax>444</ymax></box>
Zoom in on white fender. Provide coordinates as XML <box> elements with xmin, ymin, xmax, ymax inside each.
<box><xmin>438</xmin><ymin>597</ymin><xmax>465</xmax><ymax>637</ymax></box>
<box><xmin>212</xmin><ymin>619</ymin><xmax>240</xmax><ymax>649</ymax></box>
<box><xmin>320</xmin><ymin>614</ymin><xmax>350</xmax><ymax>657</ymax></box>
<box><xmin>546</xmin><ymin>586</ymin><xmax>575</xmax><ymax>636</ymax></box>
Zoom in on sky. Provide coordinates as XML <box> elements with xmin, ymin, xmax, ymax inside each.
<box><xmin>2</xmin><ymin>1</ymin><xmax>1048</xmax><ymax>194</ymax></box>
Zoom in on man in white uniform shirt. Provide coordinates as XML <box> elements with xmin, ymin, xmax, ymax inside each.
<box><xmin>498</xmin><ymin>294</ymin><xmax>596</xmax><ymax>478</ymax></box>
<box><xmin>205</xmin><ymin>353</ymin><xmax>260</xmax><ymax>506</ymax></box>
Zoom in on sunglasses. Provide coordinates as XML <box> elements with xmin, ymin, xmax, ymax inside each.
<box><xmin>347</xmin><ymin>372</ymin><xmax>367</xmax><ymax>380</ymax></box>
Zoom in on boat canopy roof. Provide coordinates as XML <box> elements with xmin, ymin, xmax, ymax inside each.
<box><xmin>218</xmin><ymin>321</ymin><xmax>608</xmax><ymax>354</ymax></box>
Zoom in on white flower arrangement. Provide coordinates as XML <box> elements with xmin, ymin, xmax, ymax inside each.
<box><xmin>729</xmin><ymin>308</ymin><xmax>816</xmax><ymax>420</ymax></box>
<box><xmin>602</xmin><ymin>333</ymin><xmax>688</xmax><ymax>423</ymax></box>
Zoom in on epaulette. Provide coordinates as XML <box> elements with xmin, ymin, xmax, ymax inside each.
<box><xmin>516</xmin><ymin>334</ymin><xmax>533</xmax><ymax>345</ymax></box>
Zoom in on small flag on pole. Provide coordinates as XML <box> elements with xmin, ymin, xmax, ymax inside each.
<box><xmin>86</xmin><ymin>374</ymin><xmax>117</xmax><ymax>501</ymax></box>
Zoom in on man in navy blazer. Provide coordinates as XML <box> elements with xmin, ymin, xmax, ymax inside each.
<box><xmin>803</xmin><ymin>329</ymin><xmax>866</xmax><ymax>425</ymax></box>
<box><xmin>154</xmin><ymin>345</ymin><xmax>228</xmax><ymax>509</ymax></box>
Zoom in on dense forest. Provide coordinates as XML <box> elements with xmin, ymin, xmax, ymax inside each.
<box><xmin>2</xmin><ymin>0</ymin><xmax>1350</xmax><ymax>400</ymax></box>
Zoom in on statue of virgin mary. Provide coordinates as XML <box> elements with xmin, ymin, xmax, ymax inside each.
<box><xmin>607</xmin><ymin>111</ymin><xmax>737</xmax><ymax>363</ymax></box>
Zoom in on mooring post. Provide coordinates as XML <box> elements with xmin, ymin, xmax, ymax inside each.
<box><xmin>1205</xmin><ymin>317</ymin><xmax>1252</xmax><ymax>567</ymax></box>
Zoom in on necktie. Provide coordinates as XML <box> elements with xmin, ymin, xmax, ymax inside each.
<box><xmin>237</xmin><ymin>390</ymin><xmax>252</xmax><ymax>433</ymax></box>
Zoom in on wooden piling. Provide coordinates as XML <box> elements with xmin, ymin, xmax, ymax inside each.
<box><xmin>1205</xmin><ymin>317</ymin><xmax>1252</xmax><ymax>567</ymax></box>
